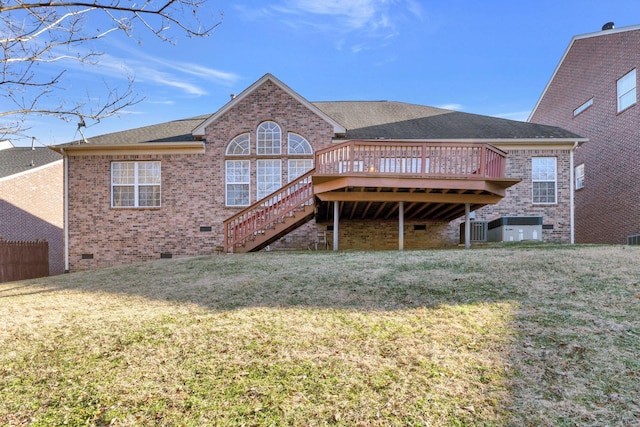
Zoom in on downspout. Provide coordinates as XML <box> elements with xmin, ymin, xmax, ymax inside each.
<box><xmin>61</xmin><ymin>148</ymin><xmax>70</xmax><ymax>272</ymax></box>
<box><xmin>569</xmin><ymin>141</ymin><xmax>578</xmax><ymax>245</ymax></box>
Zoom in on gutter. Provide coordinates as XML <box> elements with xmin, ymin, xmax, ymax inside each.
<box><xmin>61</xmin><ymin>147</ymin><xmax>69</xmax><ymax>272</ymax></box>
<box><xmin>569</xmin><ymin>141</ymin><xmax>578</xmax><ymax>244</ymax></box>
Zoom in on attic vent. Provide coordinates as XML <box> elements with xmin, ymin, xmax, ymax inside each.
<box><xmin>602</xmin><ymin>22</ymin><xmax>615</xmax><ymax>31</ymax></box>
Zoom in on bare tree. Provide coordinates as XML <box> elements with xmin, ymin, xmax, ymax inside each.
<box><xmin>0</xmin><ymin>1</ymin><xmax>221</xmax><ymax>139</ymax></box>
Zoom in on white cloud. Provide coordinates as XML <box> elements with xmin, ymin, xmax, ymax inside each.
<box><xmin>436</xmin><ymin>103</ymin><xmax>464</xmax><ymax>111</ymax></box>
<box><xmin>493</xmin><ymin>110</ymin><xmax>531</xmax><ymax>122</ymax></box>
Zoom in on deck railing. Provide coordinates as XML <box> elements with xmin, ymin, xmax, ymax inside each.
<box><xmin>223</xmin><ymin>170</ymin><xmax>315</xmax><ymax>253</ymax></box>
<box><xmin>315</xmin><ymin>140</ymin><xmax>507</xmax><ymax>179</ymax></box>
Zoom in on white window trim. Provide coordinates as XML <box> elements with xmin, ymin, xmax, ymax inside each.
<box><xmin>256</xmin><ymin>159</ymin><xmax>282</xmax><ymax>200</ymax></box>
<box><xmin>225</xmin><ymin>160</ymin><xmax>251</xmax><ymax>206</ymax></box>
<box><xmin>617</xmin><ymin>69</ymin><xmax>637</xmax><ymax>113</ymax></box>
<box><xmin>287</xmin><ymin>133</ymin><xmax>313</xmax><ymax>155</ymax></box>
<box><xmin>532</xmin><ymin>157</ymin><xmax>557</xmax><ymax>205</ymax></box>
<box><xmin>256</xmin><ymin>121</ymin><xmax>282</xmax><ymax>155</ymax></box>
<box><xmin>573</xmin><ymin>98</ymin><xmax>593</xmax><ymax>117</ymax></box>
<box><xmin>226</xmin><ymin>133</ymin><xmax>250</xmax><ymax>156</ymax></box>
<box><xmin>575</xmin><ymin>163</ymin><xmax>585</xmax><ymax>190</ymax></box>
<box><xmin>111</xmin><ymin>161</ymin><xmax>161</xmax><ymax>208</ymax></box>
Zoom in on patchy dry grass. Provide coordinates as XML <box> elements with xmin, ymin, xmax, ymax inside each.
<box><xmin>1</xmin><ymin>245</ymin><xmax>639</xmax><ymax>426</ymax></box>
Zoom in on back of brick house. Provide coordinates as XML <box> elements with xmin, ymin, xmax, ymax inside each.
<box><xmin>529</xmin><ymin>23</ymin><xmax>640</xmax><ymax>244</ymax></box>
<box><xmin>53</xmin><ymin>74</ymin><xmax>585</xmax><ymax>271</ymax></box>
<box><xmin>0</xmin><ymin>141</ymin><xmax>64</xmax><ymax>275</ymax></box>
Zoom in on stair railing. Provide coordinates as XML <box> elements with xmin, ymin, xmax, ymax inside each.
<box><xmin>223</xmin><ymin>169</ymin><xmax>315</xmax><ymax>253</ymax></box>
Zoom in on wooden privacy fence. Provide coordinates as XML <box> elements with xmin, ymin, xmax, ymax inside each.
<box><xmin>0</xmin><ymin>240</ymin><xmax>49</xmax><ymax>283</ymax></box>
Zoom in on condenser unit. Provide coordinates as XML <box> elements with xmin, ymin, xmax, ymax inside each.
<box><xmin>487</xmin><ymin>217</ymin><xmax>543</xmax><ymax>242</ymax></box>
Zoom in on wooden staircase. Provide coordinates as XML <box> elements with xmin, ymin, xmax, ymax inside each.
<box><xmin>223</xmin><ymin>170</ymin><xmax>316</xmax><ymax>253</ymax></box>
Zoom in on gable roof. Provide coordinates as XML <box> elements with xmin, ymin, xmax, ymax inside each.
<box><xmin>529</xmin><ymin>24</ymin><xmax>640</xmax><ymax>120</ymax></box>
<box><xmin>192</xmin><ymin>73</ymin><xmax>346</xmax><ymax>137</ymax></box>
<box><xmin>0</xmin><ymin>146</ymin><xmax>62</xmax><ymax>180</ymax></box>
<box><xmin>314</xmin><ymin>101</ymin><xmax>582</xmax><ymax>141</ymax></box>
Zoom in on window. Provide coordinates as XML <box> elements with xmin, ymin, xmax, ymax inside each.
<box><xmin>532</xmin><ymin>157</ymin><xmax>557</xmax><ymax>204</ymax></box>
<box><xmin>226</xmin><ymin>133</ymin><xmax>250</xmax><ymax>155</ymax></box>
<box><xmin>575</xmin><ymin>163</ymin><xmax>585</xmax><ymax>190</ymax></box>
<box><xmin>288</xmin><ymin>133</ymin><xmax>312</xmax><ymax>154</ymax></box>
<box><xmin>257</xmin><ymin>121</ymin><xmax>281</xmax><ymax>155</ymax></box>
<box><xmin>617</xmin><ymin>69</ymin><xmax>636</xmax><ymax>112</ymax></box>
<box><xmin>226</xmin><ymin>160</ymin><xmax>250</xmax><ymax>206</ymax></box>
<box><xmin>573</xmin><ymin>98</ymin><xmax>593</xmax><ymax>117</ymax></box>
<box><xmin>288</xmin><ymin>159</ymin><xmax>314</xmax><ymax>182</ymax></box>
<box><xmin>111</xmin><ymin>161</ymin><xmax>161</xmax><ymax>208</ymax></box>
<box><xmin>257</xmin><ymin>160</ymin><xmax>281</xmax><ymax>200</ymax></box>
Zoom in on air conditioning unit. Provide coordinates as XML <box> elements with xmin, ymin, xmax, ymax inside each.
<box><xmin>627</xmin><ymin>234</ymin><xmax>640</xmax><ymax>245</ymax></box>
<box><xmin>487</xmin><ymin>217</ymin><xmax>543</xmax><ymax>242</ymax></box>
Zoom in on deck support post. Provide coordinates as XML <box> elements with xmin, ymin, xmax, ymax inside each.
<box><xmin>333</xmin><ymin>201</ymin><xmax>339</xmax><ymax>252</ymax></box>
<box><xmin>399</xmin><ymin>201</ymin><xmax>404</xmax><ymax>251</ymax></box>
<box><xmin>464</xmin><ymin>203</ymin><xmax>471</xmax><ymax>250</ymax></box>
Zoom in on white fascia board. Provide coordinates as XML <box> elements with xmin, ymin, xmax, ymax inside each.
<box><xmin>192</xmin><ymin>73</ymin><xmax>346</xmax><ymax>137</ymax></box>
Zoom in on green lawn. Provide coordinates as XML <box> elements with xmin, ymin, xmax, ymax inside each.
<box><xmin>1</xmin><ymin>245</ymin><xmax>639</xmax><ymax>426</ymax></box>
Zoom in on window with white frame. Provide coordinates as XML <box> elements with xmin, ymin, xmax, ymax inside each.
<box><xmin>617</xmin><ymin>69</ymin><xmax>636</xmax><ymax>112</ymax></box>
<box><xmin>111</xmin><ymin>161</ymin><xmax>161</xmax><ymax>208</ymax></box>
<box><xmin>573</xmin><ymin>98</ymin><xmax>593</xmax><ymax>117</ymax></box>
<box><xmin>575</xmin><ymin>163</ymin><xmax>585</xmax><ymax>190</ymax></box>
<box><xmin>257</xmin><ymin>121</ymin><xmax>282</xmax><ymax>155</ymax></box>
<box><xmin>226</xmin><ymin>160</ymin><xmax>250</xmax><ymax>206</ymax></box>
<box><xmin>226</xmin><ymin>133</ymin><xmax>250</xmax><ymax>155</ymax></box>
<box><xmin>288</xmin><ymin>159</ymin><xmax>314</xmax><ymax>182</ymax></box>
<box><xmin>288</xmin><ymin>133</ymin><xmax>312</xmax><ymax>154</ymax></box>
<box><xmin>532</xmin><ymin>157</ymin><xmax>557</xmax><ymax>204</ymax></box>
<box><xmin>257</xmin><ymin>160</ymin><xmax>281</xmax><ymax>200</ymax></box>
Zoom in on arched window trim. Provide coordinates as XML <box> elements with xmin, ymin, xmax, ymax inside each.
<box><xmin>287</xmin><ymin>133</ymin><xmax>313</xmax><ymax>155</ymax></box>
<box><xmin>256</xmin><ymin>121</ymin><xmax>282</xmax><ymax>155</ymax></box>
<box><xmin>225</xmin><ymin>133</ymin><xmax>250</xmax><ymax>156</ymax></box>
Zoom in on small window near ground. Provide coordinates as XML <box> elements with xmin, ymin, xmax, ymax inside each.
<box><xmin>617</xmin><ymin>69</ymin><xmax>636</xmax><ymax>112</ymax></box>
<box><xmin>575</xmin><ymin>163</ymin><xmax>585</xmax><ymax>190</ymax></box>
<box><xmin>111</xmin><ymin>161</ymin><xmax>161</xmax><ymax>208</ymax></box>
<box><xmin>532</xmin><ymin>157</ymin><xmax>557</xmax><ymax>204</ymax></box>
<box><xmin>573</xmin><ymin>98</ymin><xmax>593</xmax><ymax>117</ymax></box>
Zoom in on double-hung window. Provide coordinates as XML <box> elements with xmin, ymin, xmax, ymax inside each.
<box><xmin>226</xmin><ymin>160</ymin><xmax>250</xmax><ymax>206</ymax></box>
<box><xmin>257</xmin><ymin>160</ymin><xmax>281</xmax><ymax>200</ymax></box>
<box><xmin>617</xmin><ymin>69</ymin><xmax>636</xmax><ymax>112</ymax></box>
<box><xmin>532</xmin><ymin>157</ymin><xmax>557</xmax><ymax>204</ymax></box>
<box><xmin>111</xmin><ymin>161</ymin><xmax>161</xmax><ymax>208</ymax></box>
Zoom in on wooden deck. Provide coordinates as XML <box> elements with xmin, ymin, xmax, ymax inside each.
<box><xmin>313</xmin><ymin>140</ymin><xmax>520</xmax><ymax>222</ymax></box>
<box><xmin>223</xmin><ymin>140</ymin><xmax>520</xmax><ymax>252</ymax></box>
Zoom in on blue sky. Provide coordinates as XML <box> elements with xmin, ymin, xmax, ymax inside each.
<box><xmin>12</xmin><ymin>0</ymin><xmax>640</xmax><ymax>147</ymax></box>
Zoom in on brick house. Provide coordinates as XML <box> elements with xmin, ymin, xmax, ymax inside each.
<box><xmin>529</xmin><ymin>23</ymin><xmax>640</xmax><ymax>244</ymax></box>
<box><xmin>52</xmin><ymin>74</ymin><xmax>585</xmax><ymax>271</ymax></box>
<box><xmin>0</xmin><ymin>140</ymin><xmax>64</xmax><ymax>275</ymax></box>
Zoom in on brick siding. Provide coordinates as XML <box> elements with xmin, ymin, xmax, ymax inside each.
<box><xmin>0</xmin><ymin>161</ymin><xmax>64</xmax><ymax>275</ymax></box>
<box><xmin>530</xmin><ymin>29</ymin><xmax>640</xmax><ymax>243</ymax></box>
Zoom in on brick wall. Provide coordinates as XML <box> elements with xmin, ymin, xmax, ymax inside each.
<box><xmin>68</xmin><ymin>80</ymin><xmax>335</xmax><ymax>271</ymax></box>
<box><xmin>448</xmin><ymin>148</ymin><xmax>573</xmax><ymax>243</ymax></box>
<box><xmin>530</xmin><ymin>29</ymin><xmax>640</xmax><ymax>243</ymax></box>
<box><xmin>0</xmin><ymin>161</ymin><xmax>64</xmax><ymax>275</ymax></box>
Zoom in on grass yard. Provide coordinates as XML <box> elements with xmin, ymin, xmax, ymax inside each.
<box><xmin>1</xmin><ymin>245</ymin><xmax>639</xmax><ymax>426</ymax></box>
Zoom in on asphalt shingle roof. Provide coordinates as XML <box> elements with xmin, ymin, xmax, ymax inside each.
<box><xmin>54</xmin><ymin>101</ymin><xmax>582</xmax><ymax>148</ymax></box>
<box><xmin>0</xmin><ymin>147</ymin><xmax>62</xmax><ymax>179</ymax></box>
<box><xmin>313</xmin><ymin>101</ymin><xmax>583</xmax><ymax>140</ymax></box>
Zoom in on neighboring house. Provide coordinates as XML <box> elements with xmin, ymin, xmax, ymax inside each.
<box><xmin>52</xmin><ymin>74</ymin><xmax>585</xmax><ymax>271</ymax></box>
<box><xmin>0</xmin><ymin>140</ymin><xmax>64</xmax><ymax>275</ymax></box>
<box><xmin>529</xmin><ymin>23</ymin><xmax>640</xmax><ymax>244</ymax></box>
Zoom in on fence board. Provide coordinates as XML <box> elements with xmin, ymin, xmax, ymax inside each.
<box><xmin>0</xmin><ymin>240</ymin><xmax>49</xmax><ymax>283</ymax></box>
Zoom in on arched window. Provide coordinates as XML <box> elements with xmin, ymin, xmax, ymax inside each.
<box><xmin>226</xmin><ymin>133</ymin><xmax>250</xmax><ymax>155</ymax></box>
<box><xmin>256</xmin><ymin>121</ymin><xmax>281</xmax><ymax>155</ymax></box>
<box><xmin>287</xmin><ymin>133</ymin><xmax>312</xmax><ymax>155</ymax></box>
